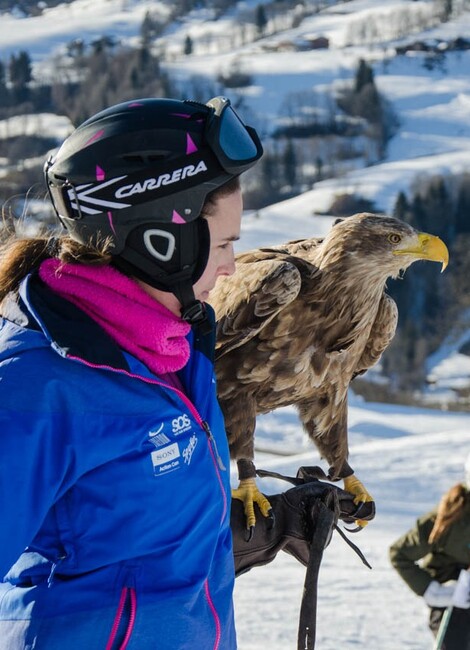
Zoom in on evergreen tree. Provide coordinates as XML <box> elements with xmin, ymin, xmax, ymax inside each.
<box><xmin>138</xmin><ymin>45</ymin><xmax>151</xmax><ymax>73</ymax></box>
<box><xmin>9</xmin><ymin>50</ymin><xmax>33</xmax><ymax>102</ymax></box>
<box><xmin>283</xmin><ymin>139</ymin><xmax>297</xmax><ymax>189</ymax></box>
<box><xmin>393</xmin><ymin>191</ymin><xmax>409</xmax><ymax>221</ymax></box>
<box><xmin>315</xmin><ymin>156</ymin><xmax>323</xmax><ymax>182</ymax></box>
<box><xmin>141</xmin><ymin>11</ymin><xmax>154</xmax><ymax>48</ymax></box>
<box><xmin>439</xmin><ymin>0</ymin><xmax>453</xmax><ymax>22</ymax></box>
<box><xmin>393</xmin><ymin>190</ymin><xmax>422</xmax><ymax>229</ymax></box>
<box><xmin>454</xmin><ymin>177</ymin><xmax>470</xmax><ymax>235</ymax></box>
<box><xmin>354</xmin><ymin>83</ymin><xmax>382</xmax><ymax>124</ymax></box>
<box><xmin>0</xmin><ymin>60</ymin><xmax>8</xmax><ymax>107</ymax></box>
<box><xmin>130</xmin><ymin>67</ymin><xmax>139</xmax><ymax>90</ymax></box>
<box><xmin>255</xmin><ymin>5</ymin><xmax>268</xmax><ymax>36</ymax></box>
<box><xmin>410</xmin><ymin>194</ymin><xmax>426</xmax><ymax>231</ymax></box>
<box><xmin>354</xmin><ymin>59</ymin><xmax>374</xmax><ymax>93</ymax></box>
<box><xmin>420</xmin><ymin>177</ymin><xmax>453</xmax><ymax>242</ymax></box>
<box><xmin>184</xmin><ymin>35</ymin><xmax>193</xmax><ymax>56</ymax></box>
<box><xmin>259</xmin><ymin>151</ymin><xmax>281</xmax><ymax>202</ymax></box>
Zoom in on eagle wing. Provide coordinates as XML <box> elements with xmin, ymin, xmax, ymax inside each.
<box><xmin>262</xmin><ymin>237</ymin><xmax>324</xmax><ymax>257</ymax></box>
<box><xmin>354</xmin><ymin>293</ymin><xmax>398</xmax><ymax>378</ymax></box>
<box><xmin>212</xmin><ymin>253</ymin><xmax>307</xmax><ymax>360</ymax></box>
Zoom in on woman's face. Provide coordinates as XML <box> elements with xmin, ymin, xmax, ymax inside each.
<box><xmin>140</xmin><ymin>188</ymin><xmax>243</xmax><ymax>315</ymax></box>
<box><xmin>192</xmin><ymin>188</ymin><xmax>243</xmax><ymax>302</ymax></box>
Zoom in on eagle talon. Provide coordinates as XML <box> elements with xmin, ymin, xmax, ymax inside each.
<box><xmin>244</xmin><ymin>509</ymin><xmax>273</xmax><ymax>541</ymax></box>
<box><xmin>267</xmin><ymin>509</ymin><xmax>275</xmax><ymax>530</ymax></box>
<box><xmin>343</xmin><ymin>474</ymin><xmax>375</xmax><ymax>529</ymax></box>
<box><xmin>344</xmin><ymin>524</ymin><xmax>363</xmax><ymax>533</ymax></box>
<box><xmin>232</xmin><ymin>477</ymin><xmax>272</xmax><ymax>533</ymax></box>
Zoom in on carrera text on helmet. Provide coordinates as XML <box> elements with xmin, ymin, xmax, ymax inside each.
<box><xmin>115</xmin><ymin>160</ymin><xmax>209</xmax><ymax>199</ymax></box>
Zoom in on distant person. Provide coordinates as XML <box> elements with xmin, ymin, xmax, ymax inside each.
<box><xmin>0</xmin><ymin>95</ymin><xmax>354</xmax><ymax>649</ymax></box>
<box><xmin>389</xmin><ymin>454</ymin><xmax>470</xmax><ymax>650</ymax></box>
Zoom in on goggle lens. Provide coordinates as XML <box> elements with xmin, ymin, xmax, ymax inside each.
<box><xmin>218</xmin><ymin>105</ymin><xmax>259</xmax><ymax>162</ymax></box>
<box><xmin>203</xmin><ymin>96</ymin><xmax>262</xmax><ymax>173</ymax></box>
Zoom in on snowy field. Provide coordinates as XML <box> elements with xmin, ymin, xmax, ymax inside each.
<box><xmin>233</xmin><ymin>398</ymin><xmax>470</xmax><ymax>649</ymax></box>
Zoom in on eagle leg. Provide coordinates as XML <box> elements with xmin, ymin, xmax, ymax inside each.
<box><xmin>343</xmin><ymin>474</ymin><xmax>376</xmax><ymax>531</ymax></box>
<box><xmin>232</xmin><ymin>459</ymin><xmax>273</xmax><ymax>541</ymax></box>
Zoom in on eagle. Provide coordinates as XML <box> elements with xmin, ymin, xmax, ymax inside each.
<box><xmin>209</xmin><ymin>212</ymin><xmax>449</xmax><ymax>533</ymax></box>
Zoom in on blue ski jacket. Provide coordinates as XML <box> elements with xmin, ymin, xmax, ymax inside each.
<box><xmin>0</xmin><ymin>273</ymin><xmax>236</xmax><ymax>649</ymax></box>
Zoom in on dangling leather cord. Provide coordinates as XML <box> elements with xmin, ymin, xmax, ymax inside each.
<box><xmin>297</xmin><ymin>492</ymin><xmax>338</xmax><ymax>650</ymax></box>
<box><xmin>256</xmin><ymin>467</ymin><xmax>372</xmax><ymax>650</ymax></box>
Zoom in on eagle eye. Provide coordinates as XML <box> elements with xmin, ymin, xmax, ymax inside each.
<box><xmin>388</xmin><ymin>233</ymin><xmax>401</xmax><ymax>244</ymax></box>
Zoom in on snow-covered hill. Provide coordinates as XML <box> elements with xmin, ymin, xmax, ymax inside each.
<box><xmin>3</xmin><ymin>0</ymin><xmax>470</xmax><ymax>215</ymax></box>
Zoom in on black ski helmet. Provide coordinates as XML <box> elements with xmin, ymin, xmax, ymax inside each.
<box><xmin>44</xmin><ymin>96</ymin><xmax>263</xmax><ymax>325</ymax></box>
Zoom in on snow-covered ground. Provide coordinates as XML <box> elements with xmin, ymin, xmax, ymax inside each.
<box><xmin>233</xmin><ymin>398</ymin><xmax>470</xmax><ymax>649</ymax></box>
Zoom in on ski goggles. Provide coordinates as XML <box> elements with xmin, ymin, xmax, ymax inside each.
<box><xmin>200</xmin><ymin>96</ymin><xmax>263</xmax><ymax>175</ymax></box>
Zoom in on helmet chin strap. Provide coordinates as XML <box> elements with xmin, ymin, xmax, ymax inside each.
<box><xmin>172</xmin><ymin>281</ymin><xmax>211</xmax><ymax>332</ymax></box>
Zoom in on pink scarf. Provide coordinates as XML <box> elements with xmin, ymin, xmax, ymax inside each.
<box><xmin>39</xmin><ymin>259</ymin><xmax>191</xmax><ymax>374</ymax></box>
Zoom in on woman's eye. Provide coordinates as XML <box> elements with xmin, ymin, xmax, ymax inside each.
<box><xmin>389</xmin><ymin>234</ymin><xmax>401</xmax><ymax>244</ymax></box>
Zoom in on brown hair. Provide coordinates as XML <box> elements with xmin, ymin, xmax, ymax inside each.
<box><xmin>201</xmin><ymin>176</ymin><xmax>241</xmax><ymax>217</ymax></box>
<box><xmin>0</xmin><ymin>177</ymin><xmax>242</xmax><ymax>306</ymax></box>
<box><xmin>0</xmin><ymin>235</ymin><xmax>112</xmax><ymax>307</ymax></box>
<box><xmin>428</xmin><ymin>483</ymin><xmax>468</xmax><ymax>544</ymax></box>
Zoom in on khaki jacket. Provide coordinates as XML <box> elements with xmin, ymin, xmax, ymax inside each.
<box><xmin>389</xmin><ymin>490</ymin><xmax>470</xmax><ymax>596</ymax></box>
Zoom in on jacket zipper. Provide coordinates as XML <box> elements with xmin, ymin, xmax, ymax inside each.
<box><xmin>201</xmin><ymin>420</ymin><xmax>226</xmax><ymax>471</ymax></box>
<box><xmin>105</xmin><ymin>586</ymin><xmax>137</xmax><ymax>650</ymax></box>
<box><xmin>204</xmin><ymin>578</ymin><xmax>221</xmax><ymax>650</ymax></box>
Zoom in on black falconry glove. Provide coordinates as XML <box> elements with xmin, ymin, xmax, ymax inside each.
<box><xmin>232</xmin><ymin>476</ymin><xmax>361</xmax><ymax>577</ymax></box>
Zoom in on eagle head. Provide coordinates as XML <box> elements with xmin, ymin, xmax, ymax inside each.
<box><xmin>326</xmin><ymin>213</ymin><xmax>449</xmax><ymax>278</ymax></box>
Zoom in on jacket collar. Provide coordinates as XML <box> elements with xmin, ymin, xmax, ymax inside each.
<box><xmin>11</xmin><ymin>273</ymin><xmax>130</xmax><ymax>371</ymax></box>
<box><xmin>4</xmin><ymin>273</ymin><xmax>217</xmax><ymax>371</ymax></box>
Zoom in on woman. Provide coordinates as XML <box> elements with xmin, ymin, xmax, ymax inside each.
<box><xmin>0</xmin><ymin>96</ymin><xmax>265</xmax><ymax>650</ymax></box>
<box><xmin>0</xmin><ymin>96</ymin><xmax>353</xmax><ymax>650</ymax></box>
<box><xmin>389</xmin><ymin>455</ymin><xmax>470</xmax><ymax>650</ymax></box>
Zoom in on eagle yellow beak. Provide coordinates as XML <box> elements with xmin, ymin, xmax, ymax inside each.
<box><xmin>393</xmin><ymin>232</ymin><xmax>449</xmax><ymax>272</ymax></box>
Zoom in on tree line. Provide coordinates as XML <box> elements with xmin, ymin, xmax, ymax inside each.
<box><xmin>378</xmin><ymin>174</ymin><xmax>470</xmax><ymax>398</ymax></box>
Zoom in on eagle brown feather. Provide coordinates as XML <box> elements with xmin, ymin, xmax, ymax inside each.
<box><xmin>209</xmin><ymin>212</ymin><xmax>448</xmax><ymax>485</ymax></box>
